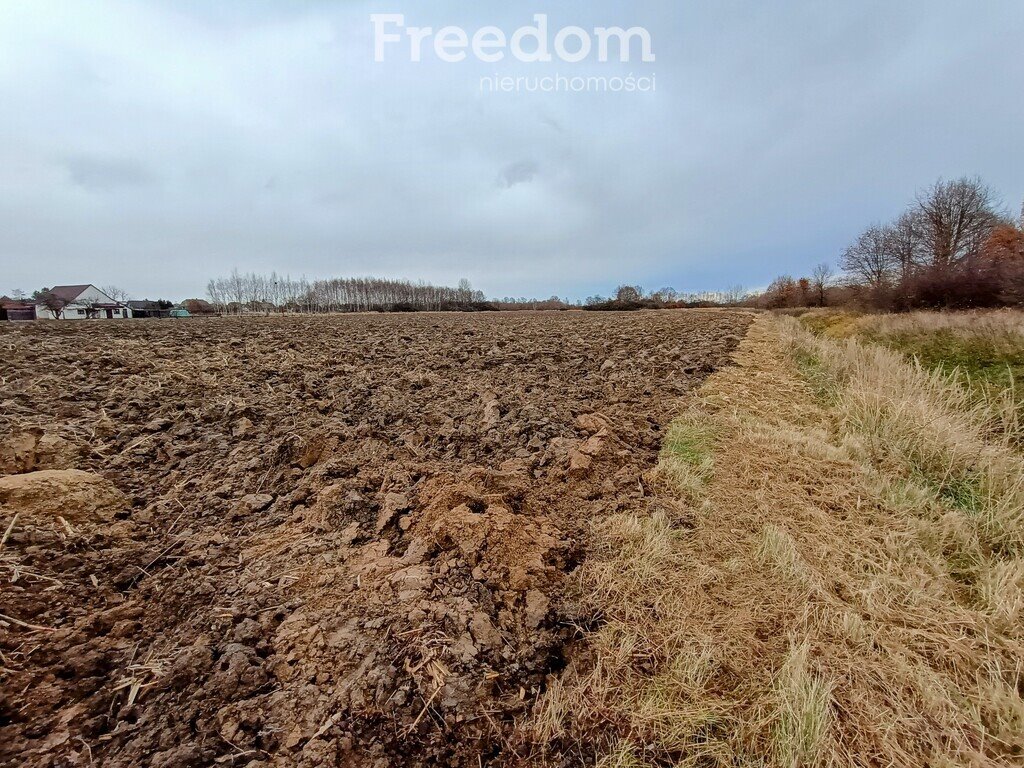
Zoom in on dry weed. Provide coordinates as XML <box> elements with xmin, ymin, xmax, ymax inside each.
<box><xmin>771</xmin><ymin>642</ymin><xmax>834</xmax><ymax>768</ymax></box>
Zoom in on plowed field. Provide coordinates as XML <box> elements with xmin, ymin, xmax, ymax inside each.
<box><xmin>0</xmin><ymin>310</ymin><xmax>750</xmax><ymax>767</ymax></box>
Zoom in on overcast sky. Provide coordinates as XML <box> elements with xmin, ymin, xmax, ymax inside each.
<box><xmin>2</xmin><ymin>1</ymin><xmax>1022</xmax><ymax>301</ymax></box>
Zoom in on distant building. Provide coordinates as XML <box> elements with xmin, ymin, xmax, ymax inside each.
<box><xmin>127</xmin><ymin>300</ymin><xmax>171</xmax><ymax>319</ymax></box>
<box><xmin>36</xmin><ymin>285</ymin><xmax>132</xmax><ymax>320</ymax></box>
<box><xmin>0</xmin><ymin>299</ymin><xmax>36</xmax><ymax>321</ymax></box>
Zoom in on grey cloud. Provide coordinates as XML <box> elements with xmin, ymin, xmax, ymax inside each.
<box><xmin>498</xmin><ymin>160</ymin><xmax>539</xmax><ymax>189</ymax></box>
<box><xmin>64</xmin><ymin>155</ymin><xmax>154</xmax><ymax>192</ymax></box>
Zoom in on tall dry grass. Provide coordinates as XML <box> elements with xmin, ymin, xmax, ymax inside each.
<box><xmin>800</xmin><ymin>308</ymin><xmax>1024</xmax><ymax>440</ymax></box>
<box><xmin>786</xmin><ymin>316</ymin><xmax>1024</xmax><ymax>762</ymax></box>
<box><xmin>861</xmin><ymin>307</ymin><xmax>1024</xmax><ymax>341</ymax></box>
<box><xmin>782</xmin><ymin>317</ymin><xmax>1024</xmax><ymax>556</ymax></box>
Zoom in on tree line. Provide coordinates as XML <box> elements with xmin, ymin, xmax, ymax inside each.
<box><xmin>760</xmin><ymin>177</ymin><xmax>1024</xmax><ymax>310</ymax></box>
<box><xmin>582</xmin><ymin>284</ymin><xmax>750</xmax><ymax>310</ymax></box>
<box><xmin>203</xmin><ymin>271</ymin><xmax>751</xmax><ymax>314</ymax></box>
<box><xmin>205</xmin><ymin>272</ymin><xmax>492</xmax><ymax>313</ymax></box>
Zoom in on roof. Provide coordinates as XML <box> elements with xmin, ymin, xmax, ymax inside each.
<box><xmin>128</xmin><ymin>300</ymin><xmax>160</xmax><ymax>309</ymax></box>
<box><xmin>48</xmin><ymin>285</ymin><xmax>92</xmax><ymax>301</ymax></box>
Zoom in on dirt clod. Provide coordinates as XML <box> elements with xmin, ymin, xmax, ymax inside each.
<box><xmin>0</xmin><ymin>469</ymin><xmax>127</xmax><ymax>523</ymax></box>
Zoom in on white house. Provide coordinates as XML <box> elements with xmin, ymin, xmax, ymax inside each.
<box><xmin>36</xmin><ymin>285</ymin><xmax>133</xmax><ymax>320</ymax></box>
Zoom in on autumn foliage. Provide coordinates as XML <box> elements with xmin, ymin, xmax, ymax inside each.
<box><xmin>761</xmin><ymin>177</ymin><xmax>1024</xmax><ymax>311</ymax></box>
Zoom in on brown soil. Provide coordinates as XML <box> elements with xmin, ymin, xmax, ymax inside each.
<box><xmin>0</xmin><ymin>310</ymin><xmax>750</xmax><ymax>767</ymax></box>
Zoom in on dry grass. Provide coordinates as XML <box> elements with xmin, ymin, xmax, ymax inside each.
<box><xmin>530</xmin><ymin>313</ymin><xmax>1024</xmax><ymax>767</ymax></box>
<box><xmin>862</xmin><ymin>310</ymin><xmax>1024</xmax><ymax>441</ymax></box>
<box><xmin>536</xmin><ymin>508</ymin><xmax>744</xmax><ymax>765</ymax></box>
<box><xmin>860</xmin><ymin>307</ymin><xmax>1024</xmax><ymax>348</ymax></box>
<box><xmin>656</xmin><ymin>415</ymin><xmax>716</xmax><ymax>499</ymax></box>
<box><xmin>783</xmin><ymin>317</ymin><xmax>1024</xmax><ymax>555</ymax></box>
<box><xmin>772</xmin><ymin>642</ymin><xmax>834</xmax><ymax>768</ymax></box>
<box><xmin>798</xmin><ymin>308</ymin><xmax>1024</xmax><ymax>441</ymax></box>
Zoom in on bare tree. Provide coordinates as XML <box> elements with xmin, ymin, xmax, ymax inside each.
<box><xmin>883</xmin><ymin>210</ymin><xmax>923</xmax><ymax>281</ymax></box>
<box><xmin>915</xmin><ymin>177</ymin><xmax>1002</xmax><ymax>269</ymax></box>
<box><xmin>810</xmin><ymin>263</ymin><xmax>833</xmax><ymax>306</ymax></box>
<box><xmin>102</xmin><ymin>285</ymin><xmax>130</xmax><ymax>303</ymax></box>
<box><xmin>835</xmin><ymin>176</ymin><xmax>1017</xmax><ymax>308</ymax></box>
<box><xmin>205</xmin><ymin>271</ymin><xmax>493</xmax><ymax>314</ymax></box>
<box><xmin>228</xmin><ymin>268</ymin><xmax>245</xmax><ymax>310</ymax></box>
<box><xmin>720</xmin><ymin>285</ymin><xmax>745</xmax><ymax>304</ymax></box>
<box><xmin>841</xmin><ymin>225</ymin><xmax>897</xmax><ymax>288</ymax></box>
<box><xmin>206</xmin><ymin>279</ymin><xmax>224</xmax><ymax>309</ymax></box>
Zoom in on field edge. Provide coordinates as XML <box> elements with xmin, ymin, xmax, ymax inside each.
<box><xmin>525</xmin><ymin>313</ymin><xmax>1024</xmax><ymax>766</ymax></box>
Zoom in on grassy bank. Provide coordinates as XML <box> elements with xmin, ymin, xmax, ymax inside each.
<box><xmin>531</xmin><ymin>313</ymin><xmax>1024</xmax><ymax>766</ymax></box>
<box><xmin>797</xmin><ymin>308</ymin><xmax>1024</xmax><ymax>439</ymax></box>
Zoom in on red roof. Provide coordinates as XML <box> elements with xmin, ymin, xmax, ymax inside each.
<box><xmin>48</xmin><ymin>285</ymin><xmax>92</xmax><ymax>301</ymax></box>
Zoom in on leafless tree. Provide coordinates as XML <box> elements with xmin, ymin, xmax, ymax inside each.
<box><xmin>841</xmin><ymin>225</ymin><xmax>897</xmax><ymax>288</ymax></box>
<box><xmin>228</xmin><ymin>268</ymin><xmax>245</xmax><ymax>308</ymax></box>
<box><xmin>915</xmin><ymin>177</ymin><xmax>1002</xmax><ymax>269</ymax></box>
<box><xmin>810</xmin><ymin>263</ymin><xmax>833</xmax><ymax>306</ymax></box>
<box><xmin>723</xmin><ymin>285</ymin><xmax>746</xmax><ymax>304</ymax></box>
<box><xmin>883</xmin><ymin>210</ymin><xmax>923</xmax><ymax>281</ymax></box>
<box><xmin>206</xmin><ymin>279</ymin><xmax>224</xmax><ymax>309</ymax></box>
<box><xmin>102</xmin><ymin>285</ymin><xmax>131</xmax><ymax>303</ymax></box>
<box><xmin>205</xmin><ymin>272</ymin><xmax>489</xmax><ymax>314</ymax></box>
<box><xmin>456</xmin><ymin>278</ymin><xmax>474</xmax><ymax>303</ymax></box>
<box><xmin>834</xmin><ymin>176</ymin><xmax>1018</xmax><ymax>308</ymax></box>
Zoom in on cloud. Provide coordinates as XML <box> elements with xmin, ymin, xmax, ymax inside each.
<box><xmin>498</xmin><ymin>160</ymin><xmax>539</xmax><ymax>188</ymax></box>
<box><xmin>64</xmin><ymin>155</ymin><xmax>155</xmax><ymax>191</ymax></box>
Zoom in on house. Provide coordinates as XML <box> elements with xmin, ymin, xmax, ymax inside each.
<box><xmin>0</xmin><ymin>299</ymin><xmax>37</xmax><ymax>321</ymax></box>
<box><xmin>36</xmin><ymin>285</ymin><xmax>132</xmax><ymax>320</ymax></box>
<box><xmin>127</xmin><ymin>300</ymin><xmax>171</xmax><ymax>319</ymax></box>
